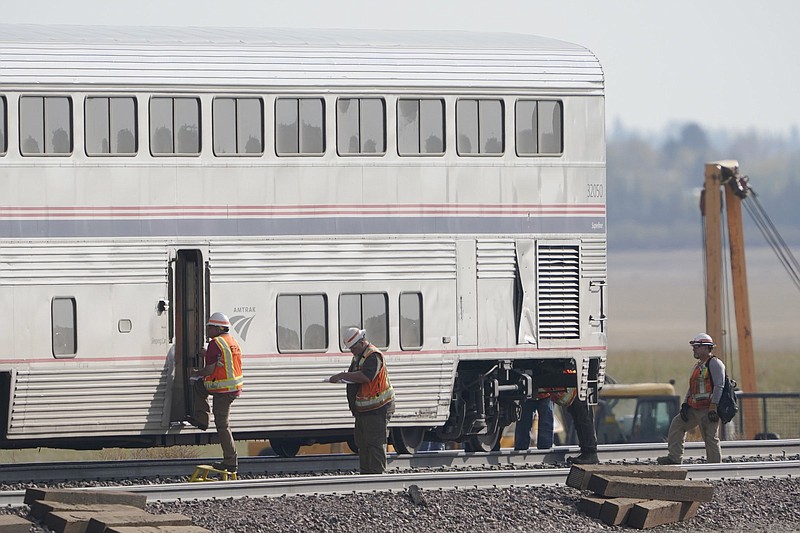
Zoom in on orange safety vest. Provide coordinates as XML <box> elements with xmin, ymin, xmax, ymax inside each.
<box><xmin>353</xmin><ymin>345</ymin><xmax>395</xmax><ymax>413</ymax></box>
<box><xmin>687</xmin><ymin>361</ymin><xmax>712</xmax><ymax>409</ymax></box>
<box><xmin>204</xmin><ymin>333</ymin><xmax>244</xmax><ymax>394</ymax></box>
<box><xmin>542</xmin><ymin>368</ymin><xmax>577</xmax><ymax>406</ymax></box>
<box><xmin>536</xmin><ymin>390</ymin><xmax>552</xmax><ymax>400</ymax></box>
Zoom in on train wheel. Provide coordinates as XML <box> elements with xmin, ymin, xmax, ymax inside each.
<box><xmin>464</xmin><ymin>424</ymin><xmax>501</xmax><ymax>453</ymax></box>
<box><xmin>270</xmin><ymin>438</ymin><xmax>301</xmax><ymax>458</ymax></box>
<box><xmin>390</xmin><ymin>426</ymin><xmax>425</xmax><ymax>455</ymax></box>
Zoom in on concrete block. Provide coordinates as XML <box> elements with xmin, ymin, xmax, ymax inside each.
<box><xmin>566</xmin><ymin>464</ymin><xmax>686</xmax><ymax>490</ymax></box>
<box><xmin>0</xmin><ymin>514</ymin><xmax>35</xmax><ymax>533</ymax></box>
<box><xmin>625</xmin><ymin>500</ymin><xmax>701</xmax><ymax>529</ymax></box>
<box><xmin>45</xmin><ymin>509</ymin><xmax>153</xmax><ymax>533</ymax></box>
<box><xmin>105</xmin><ymin>527</ymin><xmax>211</xmax><ymax>533</ymax></box>
<box><xmin>587</xmin><ymin>474</ymin><xmax>714</xmax><ymax>502</ymax></box>
<box><xmin>30</xmin><ymin>501</ymin><xmax>140</xmax><ymax>521</ymax></box>
<box><xmin>85</xmin><ymin>512</ymin><xmax>193</xmax><ymax>533</ymax></box>
<box><xmin>24</xmin><ymin>488</ymin><xmax>146</xmax><ymax>509</ymax></box>
<box><xmin>577</xmin><ymin>495</ymin><xmax>608</xmax><ymax>518</ymax></box>
<box><xmin>599</xmin><ymin>498</ymin><xmax>646</xmax><ymax>526</ymax></box>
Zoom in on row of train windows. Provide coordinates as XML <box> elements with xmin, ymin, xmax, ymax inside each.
<box><xmin>0</xmin><ymin>94</ymin><xmax>563</xmax><ymax>158</ymax></box>
<box><xmin>51</xmin><ymin>292</ymin><xmax>422</xmax><ymax>357</ymax></box>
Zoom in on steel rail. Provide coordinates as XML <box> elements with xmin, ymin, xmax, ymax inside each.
<box><xmin>0</xmin><ymin>459</ymin><xmax>796</xmax><ymax>508</ymax></box>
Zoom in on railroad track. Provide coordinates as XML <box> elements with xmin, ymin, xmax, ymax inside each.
<box><xmin>2</xmin><ymin>439</ymin><xmax>797</xmax><ymax>484</ymax></box>
<box><xmin>0</xmin><ymin>439</ymin><xmax>797</xmax><ymax>507</ymax></box>
<box><xmin>0</xmin><ymin>459</ymin><xmax>797</xmax><ymax>508</ymax></box>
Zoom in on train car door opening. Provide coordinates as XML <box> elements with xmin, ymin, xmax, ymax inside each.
<box><xmin>170</xmin><ymin>249</ymin><xmax>207</xmax><ymax>423</ymax></box>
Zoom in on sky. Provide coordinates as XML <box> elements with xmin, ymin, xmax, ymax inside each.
<box><xmin>4</xmin><ymin>1</ymin><xmax>800</xmax><ymax>135</ymax></box>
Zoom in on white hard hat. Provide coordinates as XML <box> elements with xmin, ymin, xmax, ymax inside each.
<box><xmin>207</xmin><ymin>312</ymin><xmax>231</xmax><ymax>328</ymax></box>
<box><xmin>343</xmin><ymin>327</ymin><xmax>366</xmax><ymax>349</ymax></box>
<box><xmin>689</xmin><ymin>333</ymin><xmax>715</xmax><ymax>347</ymax></box>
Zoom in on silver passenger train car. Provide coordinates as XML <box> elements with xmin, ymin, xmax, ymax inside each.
<box><xmin>0</xmin><ymin>24</ymin><xmax>607</xmax><ymax>455</ymax></box>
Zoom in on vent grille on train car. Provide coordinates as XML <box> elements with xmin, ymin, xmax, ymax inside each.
<box><xmin>537</xmin><ymin>244</ymin><xmax>580</xmax><ymax>339</ymax></box>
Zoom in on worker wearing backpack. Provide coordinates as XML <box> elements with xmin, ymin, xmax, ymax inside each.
<box><xmin>657</xmin><ymin>333</ymin><xmax>726</xmax><ymax>465</ymax></box>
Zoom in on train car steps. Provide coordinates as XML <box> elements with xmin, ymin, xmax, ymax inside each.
<box><xmin>190</xmin><ymin>464</ymin><xmax>238</xmax><ymax>482</ymax></box>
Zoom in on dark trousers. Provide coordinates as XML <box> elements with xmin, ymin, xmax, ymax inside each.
<box><xmin>567</xmin><ymin>397</ymin><xmax>597</xmax><ymax>453</ymax></box>
<box><xmin>354</xmin><ymin>410</ymin><xmax>391</xmax><ymax>474</ymax></box>
<box><xmin>514</xmin><ymin>398</ymin><xmax>554</xmax><ymax>450</ymax></box>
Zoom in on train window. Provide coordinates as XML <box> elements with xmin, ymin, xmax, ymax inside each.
<box><xmin>397</xmin><ymin>99</ymin><xmax>445</xmax><ymax>156</ymax></box>
<box><xmin>399</xmin><ymin>292</ymin><xmax>423</xmax><ymax>350</ymax></box>
<box><xmin>339</xmin><ymin>293</ymin><xmax>388</xmax><ymax>350</ymax></box>
<box><xmin>118</xmin><ymin>319</ymin><xmax>132</xmax><ymax>333</ymax></box>
<box><xmin>19</xmin><ymin>96</ymin><xmax>73</xmax><ymax>155</ymax></box>
<box><xmin>336</xmin><ymin>98</ymin><xmax>386</xmax><ymax>155</ymax></box>
<box><xmin>149</xmin><ymin>97</ymin><xmax>200</xmax><ymax>155</ymax></box>
<box><xmin>275</xmin><ymin>98</ymin><xmax>325</xmax><ymax>156</ymax></box>
<box><xmin>276</xmin><ymin>294</ymin><xmax>328</xmax><ymax>352</ymax></box>
<box><xmin>52</xmin><ymin>297</ymin><xmax>77</xmax><ymax>357</ymax></box>
<box><xmin>456</xmin><ymin>99</ymin><xmax>504</xmax><ymax>155</ymax></box>
<box><xmin>515</xmin><ymin>100</ymin><xmax>563</xmax><ymax>155</ymax></box>
<box><xmin>213</xmin><ymin>97</ymin><xmax>264</xmax><ymax>156</ymax></box>
<box><xmin>85</xmin><ymin>97</ymin><xmax>137</xmax><ymax>156</ymax></box>
<box><xmin>0</xmin><ymin>95</ymin><xmax>6</xmax><ymax>155</ymax></box>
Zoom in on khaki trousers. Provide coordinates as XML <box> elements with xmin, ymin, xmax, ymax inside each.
<box><xmin>354</xmin><ymin>410</ymin><xmax>391</xmax><ymax>474</ymax></box>
<box><xmin>665</xmin><ymin>406</ymin><xmax>721</xmax><ymax>463</ymax></box>
<box><xmin>193</xmin><ymin>379</ymin><xmax>238</xmax><ymax>468</ymax></box>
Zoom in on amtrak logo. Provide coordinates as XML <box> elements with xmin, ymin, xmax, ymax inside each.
<box><xmin>230</xmin><ymin>314</ymin><xmax>255</xmax><ymax>341</ymax></box>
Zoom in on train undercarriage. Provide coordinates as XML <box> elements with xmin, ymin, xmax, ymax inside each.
<box><xmin>390</xmin><ymin>357</ymin><xmax>600</xmax><ymax>455</ymax></box>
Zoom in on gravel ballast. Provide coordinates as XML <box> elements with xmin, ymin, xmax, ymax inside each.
<box><xmin>2</xmin><ymin>473</ymin><xmax>798</xmax><ymax>531</ymax></box>
<box><xmin>154</xmin><ymin>477</ymin><xmax>798</xmax><ymax>532</ymax></box>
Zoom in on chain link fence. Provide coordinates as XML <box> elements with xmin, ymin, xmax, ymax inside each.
<box><xmin>722</xmin><ymin>392</ymin><xmax>800</xmax><ymax>440</ymax></box>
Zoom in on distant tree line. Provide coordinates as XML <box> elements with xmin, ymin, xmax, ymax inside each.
<box><xmin>607</xmin><ymin>122</ymin><xmax>800</xmax><ymax>251</ymax></box>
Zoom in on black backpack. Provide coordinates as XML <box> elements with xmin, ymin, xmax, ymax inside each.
<box><xmin>707</xmin><ymin>357</ymin><xmax>739</xmax><ymax>424</ymax></box>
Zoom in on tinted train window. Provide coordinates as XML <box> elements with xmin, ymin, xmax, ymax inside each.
<box><xmin>339</xmin><ymin>293</ymin><xmax>388</xmax><ymax>350</ymax></box>
<box><xmin>337</xmin><ymin>98</ymin><xmax>385</xmax><ymax>155</ymax></box>
<box><xmin>0</xmin><ymin>96</ymin><xmax>6</xmax><ymax>155</ymax></box>
<box><xmin>456</xmin><ymin>99</ymin><xmax>503</xmax><ymax>155</ymax></box>
<box><xmin>275</xmin><ymin>98</ymin><xmax>324</xmax><ymax>155</ymax></box>
<box><xmin>213</xmin><ymin>97</ymin><xmax>263</xmax><ymax>155</ymax></box>
<box><xmin>85</xmin><ymin>97</ymin><xmax>137</xmax><ymax>156</ymax></box>
<box><xmin>399</xmin><ymin>292</ymin><xmax>423</xmax><ymax>350</ymax></box>
<box><xmin>277</xmin><ymin>294</ymin><xmax>328</xmax><ymax>352</ymax></box>
<box><xmin>19</xmin><ymin>96</ymin><xmax>73</xmax><ymax>155</ymax></box>
<box><xmin>397</xmin><ymin>99</ymin><xmax>445</xmax><ymax>155</ymax></box>
<box><xmin>516</xmin><ymin>100</ymin><xmax>563</xmax><ymax>155</ymax></box>
<box><xmin>149</xmin><ymin>97</ymin><xmax>200</xmax><ymax>155</ymax></box>
<box><xmin>52</xmin><ymin>297</ymin><xmax>77</xmax><ymax>357</ymax></box>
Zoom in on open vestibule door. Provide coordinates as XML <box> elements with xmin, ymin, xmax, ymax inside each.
<box><xmin>169</xmin><ymin>249</ymin><xmax>208</xmax><ymax>425</ymax></box>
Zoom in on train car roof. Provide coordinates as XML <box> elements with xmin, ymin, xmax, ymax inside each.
<box><xmin>0</xmin><ymin>24</ymin><xmax>603</xmax><ymax>92</ymax></box>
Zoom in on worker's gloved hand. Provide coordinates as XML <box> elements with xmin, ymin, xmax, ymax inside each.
<box><xmin>680</xmin><ymin>403</ymin><xmax>690</xmax><ymax>422</ymax></box>
<box><xmin>708</xmin><ymin>404</ymin><xmax>720</xmax><ymax>423</ymax></box>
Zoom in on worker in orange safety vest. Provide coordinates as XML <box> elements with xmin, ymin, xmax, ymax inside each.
<box><xmin>187</xmin><ymin>312</ymin><xmax>243</xmax><ymax>473</ymax></box>
<box><xmin>658</xmin><ymin>333</ymin><xmax>724</xmax><ymax>465</ymax></box>
<box><xmin>328</xmin><ymin>327</ymin><xmax>395</xmax><ymax>474</ymax></box>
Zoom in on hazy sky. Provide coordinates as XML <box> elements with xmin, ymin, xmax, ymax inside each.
<box><xmin>5</xmin><ymin>0</ymin><xmax>799</xmax><ymax>135</ymax></box>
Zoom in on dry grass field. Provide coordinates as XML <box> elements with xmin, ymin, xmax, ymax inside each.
<box><xmin>608</xmin><ymin>247</ymin><xmax>799</xmax><ymax>383</ymax></box>
<box><xmin>608</xmin><ymin>349</ymin><xmax>798</xmax><ymax>392</ymax></box>
<box><xmin>608</xmin><ymin>248</ymin><xmax>800</xmax><ymax>358</ymax></box>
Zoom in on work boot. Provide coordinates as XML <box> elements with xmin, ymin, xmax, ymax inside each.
<box><xmin>211</xmin><ymin>461</ymin><xmax>237</xmax><ymax>473</ymax></box>
<box><xmin>183</xmin><ymin>415</ymin><xmax>209</xmax><ymax>431</ymax></box>
<box><xmin>656</xmin><ymin>456</ymin><xmax>681</xmax><ymax>465</ymax></box>
<box><xmin>567</xmin><ymin>452</ymin><xmax>599</xmax><ymax>465</ymax></box>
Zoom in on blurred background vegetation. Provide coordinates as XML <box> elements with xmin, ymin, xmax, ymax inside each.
<box><xmin>607</xmin><ymin>122</ymin><xmax>800</xmax><ymax>251</ymax></box>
